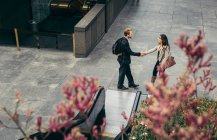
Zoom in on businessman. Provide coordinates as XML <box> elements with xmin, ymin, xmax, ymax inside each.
<box><xmin>117</xmin><ymin>28</ymin><xmax>145</xmax><ymax>90</ymax></box>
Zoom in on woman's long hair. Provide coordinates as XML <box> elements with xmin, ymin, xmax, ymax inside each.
<box><xmin>160</xmin><ymin>34</ymin><xmax>170</xmax><ymax>47</ymax></box>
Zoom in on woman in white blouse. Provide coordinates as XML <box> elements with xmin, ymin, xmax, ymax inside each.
<box><xmin>145</xmin><ymin>34</ymin><xmax>170</xmax><ymax>84</ymax></box>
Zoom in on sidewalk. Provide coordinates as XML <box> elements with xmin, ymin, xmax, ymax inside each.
<box><xmin>0</xmin><ymin>0</ymin><xmax>217</xmax><ymax>139</ymax></box>
<box><xmin>75</xmin><ymin>0</ymin><xmax>217</xmax><ymax>98</ymax></box>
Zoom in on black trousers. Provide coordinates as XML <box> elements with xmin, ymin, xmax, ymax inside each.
<box><xmin>153</xmin><ymin>60</ymin><xmax>160</xmax><ymax>76</ymax></box>
<box><xmin>117</xmin><ymin>60</ymin><xmax>134</xmax><ymax>87</ymax></box>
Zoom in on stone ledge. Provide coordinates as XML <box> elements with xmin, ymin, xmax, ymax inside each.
<box><xmin>74</xmin><ymin>4</ymin><xmax>105</xmax><ymax>32</ymax></box>
<box><xmin>74</xmin><ymin>4</ymin><xmax>106</xmax><ymax>58</ymax></box>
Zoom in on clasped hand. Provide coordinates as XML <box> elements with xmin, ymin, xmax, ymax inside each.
<box><xmin>140</xmin><ymin>51</ymin><xmax>146</xmax><ymax>56</ymax></box>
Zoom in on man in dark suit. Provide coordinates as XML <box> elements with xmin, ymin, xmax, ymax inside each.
<box><xmin>117</xmin><ymin>28</ymin><xmax>145</xmax><ymax>90</ymax></box>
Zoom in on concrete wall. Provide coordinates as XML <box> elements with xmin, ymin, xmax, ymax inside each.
<box><xmin>73</xmin><ymin>1</ymin><xmax>128</xmax><ymax>57</ymax></box>
<box><xmin>74</xmin><ymin>4</ymin><xmax>105</xmax><ymax>57</ymax></box>
<box><xmin>105</xmin><ymin>0</ymin><xmax>128</xmax><ymax>32</ymax></box>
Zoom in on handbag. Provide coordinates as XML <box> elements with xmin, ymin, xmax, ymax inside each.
<box><xmin>161</xmin><ymin>47</ymin><xmax>176</xmax><ymax>70</ymax></box>
<box><xmin>162</xmin><ymin>56</ymin><xmax>176</xmax><ymax>69</ymax></box>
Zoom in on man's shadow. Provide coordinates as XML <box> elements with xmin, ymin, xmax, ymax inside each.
<box><xmin>131</xmin><ymin>0</ymin><xmax>140</xmax><ymax>6</ymax></box>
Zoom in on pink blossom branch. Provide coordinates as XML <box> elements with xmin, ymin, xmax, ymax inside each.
<box><xmin>121</xmin><ymin>112</ymin><xmax>128</xmax><ymax>121</ymax></box>
<box><xmin>24</xmin><ymin>109</ymin><xmax>33</xmax><ymax>131</ymax></box>
<box><xmin>2</xmin><ymin>107</ymin><xmax>27</xmax><ymax>137</ymax></box>
<box><xmin>100</xmin><ymin>117</ymin><xmax>106</xmax><ymax>132</ymax></box>
<box><xmin>92</xmin><ymin>125</ymin><xmax>99</xmax><ymax>140</ymax></box>
<box><xmin>0</xmin><ymin>120</ymin><xmax>18</xmax><ymax>130</ymax></box>
<box><xmin>35</xmin><ymin>76</ymin><xmax>100</xmax><ymax>139</ymax></box>
<box><xmin>138</xmin><ymin>31</ymin><xmax>217</xmax><ymax>139</ymax></box>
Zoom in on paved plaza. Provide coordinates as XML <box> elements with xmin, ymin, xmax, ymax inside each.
<box><xmin>0</xmin><ymin>0</ymin><xmax>217</xmax><ymax>139</ymax></box>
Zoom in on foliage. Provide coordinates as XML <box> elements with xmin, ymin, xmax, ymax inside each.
<box><xmin>0</xmin><ymin>76</ymin><xmax>106</xmax><ymax>140</ymax></box>
<box><xmin>130</xmin><ymin>97</ymin><xmax>217</xmax><ymax>140</ymax></box>
<box><xmin>0</xmin><ymin>91</ymin><xmax>33</xmax><ymax>138</ymax></box>
<box><xmin>129</xmin><ymin>31</ymin><xmax>217</xmax><ymax>140</ymax></box>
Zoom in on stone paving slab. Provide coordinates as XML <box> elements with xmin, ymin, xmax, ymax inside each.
<box><xmin>0</xmin><ymin>47</ymin><xmax>75</xmax><ymax>139</ymax></box>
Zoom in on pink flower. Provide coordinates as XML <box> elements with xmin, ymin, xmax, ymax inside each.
<box><xmin>64</xmin><ymin>128</ymin><xmax>87</xmax><ymax>140</ymax></box>
<box><xmin>35</xmin><ymin>116</ymin><xmax>42</xmax><ymax>131</ymax></box>
<box><xmin>121</xmin><ymin>112</ymin><xmax>128</xmax><ymax>120</ymax></box>
<box><xmin>92</xmin><ymin>125</ymin><xmax>99</xmax><ymax>139</ymax></box>
<box><xmin>100</xmin><ymin>117</ymin><xmax>106</xmax><ymax>132</ymax></box>
<box><xmin>15</xmin><ymin>91</ymin><xmax>21</xmax><ymax>104</ymax></box>
<box><xmin>128</xmin><ymin>113</ymin><xmax>136</xmax><ymax>126</ymax></box>
<box><xmin>25</xmin><ymin>109</ymin><xmax>33</xmax><ymax>121</ymax></box>
<box><xmin>120</xmin><ymin>124</ymin><xmax>125</xmax><ymax>134</ymax></box>
<box><xmin>152</xmin><ymin>127</ymin><xmax>166</xmax><ymax>138</ymax></box>
<box><xmin>213</xmin><ymin>117</ymin><xmax>217</xmax><ymax>125</ymax></box>
<box><xmin>62</xmin><ymin>82</ymin><xmax>73</xmax><ymax>100</ymax></box>
<box><xmin>139</xmin><ymin>120</ymin><xmax>145</xmax><ymax>125</ymax></box>
<box><xmin>12</xmin><ymin>112</ymin><xmax>19</xmax><ymax>124</ymax></box>
<box><xmin>48</xmin><ymin>117</ymin><xmax>61</xmax><ymax>132</ymax></box>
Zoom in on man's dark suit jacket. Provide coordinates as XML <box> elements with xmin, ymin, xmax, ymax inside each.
<box><xmin>118</xmin><ymin>37</ymin><xmax>141</xmax><ymax>64</ymax></box>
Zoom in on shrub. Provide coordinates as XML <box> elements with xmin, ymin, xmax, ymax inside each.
<box><xmin>130</xmin><ymin>31</ymin><xmax>217</xmax><ymax>140</ymax></box>
<box><xmin>0</xmin><ymin>76</ymin><xmax>106</xmax><ymax>140</ymax></box>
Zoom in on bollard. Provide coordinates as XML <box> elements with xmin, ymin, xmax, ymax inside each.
<box><xmin>14</xmin><ymin>28</ymin><xmax>20</xmax><ymax>51</ymax></box>
<box><xmin>72</xmin><ymin>33</ymin><xmax>75</xmax><ymax>56</ymax></box>
<box><xmin>55</xmin><ymin>35</ymin><xmax>58</xmax><ymax>49</ymax></box>
<box><xmin>34</xmin><ymin>35</ymin><xmax>40</xmax><ymax>49</ymax></box>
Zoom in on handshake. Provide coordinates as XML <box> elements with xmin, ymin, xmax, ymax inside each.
<box><xmin>140</xmin><ymin>51</ymin><xmax>146</xmax><ymax>56</ymax></box>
